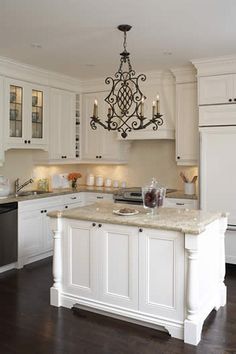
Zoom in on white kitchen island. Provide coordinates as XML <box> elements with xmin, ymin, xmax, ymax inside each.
<box><xmin>48</xmin><ymin>201</ymin><xmax>227</xmax><ymax>346</ymax></box>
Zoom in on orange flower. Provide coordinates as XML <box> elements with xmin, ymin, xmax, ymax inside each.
<box><xmin>67</xmin><ymin>172</ymin><xmax>82</xmax><ymax>181</ymax></box>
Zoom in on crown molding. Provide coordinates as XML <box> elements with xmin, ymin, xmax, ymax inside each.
<box><xmin>170</xmin><ymin>65</ymin><xmax>197</xmax><ymax>84</ymax></box>
<box><xmin>0</xmin><ymin>55</ymin><xmax>82</xmax><ymax>92</ymax></box>
<box><xmin>191</xmin><ymin>54</ymin><xmax>236</xmax><ymax>76</ymax></box>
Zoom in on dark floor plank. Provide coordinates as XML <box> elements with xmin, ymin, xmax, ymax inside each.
<box><xmin>0</xmin><ymin>259</ymin><xmax>236</xmax><ymax>354</ymax></box>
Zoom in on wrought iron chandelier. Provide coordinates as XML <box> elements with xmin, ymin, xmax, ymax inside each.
<box><xmin>90</xmin><ymin>24</ymin><xmax>163</xmax><ymax>139</ymax></box>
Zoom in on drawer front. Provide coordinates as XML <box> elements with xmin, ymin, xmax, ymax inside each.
<box><xmin>164</xmin><ymin>198</ymin><xmax>198</xmax><ymax>209</ymax></box>
<box><xmin>18</xmin><ymin>196</ymin><xmax>64</xmax><ymax>213</ymax></box>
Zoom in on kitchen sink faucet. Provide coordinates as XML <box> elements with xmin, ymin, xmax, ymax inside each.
<box><xmin>15</xmin><ymin>178</ymin><xmax>34</xmax><ymax>196</ymax></box>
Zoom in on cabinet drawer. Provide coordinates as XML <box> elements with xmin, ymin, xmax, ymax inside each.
<box><xmin>164</xmin><ymin>198</ymin><xmax>198</xmax><ymax>209</ymax></box>
<box><xmin>18</xmin><ymin>196</ymin><xmax>64</xmax><ymax>213</ymax></box>
<box><xmin>85</xmin><ymin>192</ymin><xmax>113</xmax><ymax>203</ymax></box>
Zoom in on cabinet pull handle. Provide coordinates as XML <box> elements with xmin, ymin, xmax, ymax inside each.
<box><xmin>71</xmin><ymin>197</ymin><xmax>77</xmax><ymax>200</ymax></box>
<box><xmin>92</xmin><ymin>222</ymin><xmax>96</xmax><ymax>227</ymax></box>
<box><xmin>176</xmin><ymin>203</ymin><xmax>184</xmax><ymax>206</ymax></box>
<box><xmin>98</xmin><ymin>223</ymin><xmax>102</xmax><ymax>228</ymax></box>
<box><xmin>139</xmin><ymin>228</ymin><xmax>143</xmax><ymax>232</ymax></box>
<box><xmin>229</xmin><ymin>98</ymin><xmax>232</xmax><ymax>102</ymax></box>
<box><xmin>96</xmin><ymin>196</ymin><xmax>103</xmax><ymax>199</ymax></box>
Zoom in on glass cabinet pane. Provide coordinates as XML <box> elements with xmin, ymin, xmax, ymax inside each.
<box><xmin>32</xmin><ymin>90</ymin><xmax>43</xmax><ymax>139</ymax></box>
<box><xmin>9</xmin><ymin>85</ymin><xmax>23</xmax><ymax>137</ymax></box>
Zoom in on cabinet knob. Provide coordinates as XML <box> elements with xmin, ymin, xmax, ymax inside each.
<box><xmin>229</xmin><ymin>98</ymin><xmax>232</xmax><ymax>102</ymax></box>
<box><xmin>24</xmin><ymin>140</ymin><xmax>27</xmax><ymax>144</ymax></box>
<box><xmin>65</xmin><ymin>205</ymin><xmax>68</xmax><ymax>209</ymax></box>
<box><xmin>139</xmin><ymin>228</ymin><xmax>143</xmax><ymax>232</ymax></box>
<box><xmin>234</xmin><ymin>98</ymin><xmax>236</xmax><ymax>102</ymax></box>
<box><xmin>99</xmin><ymin>156</ymin><xmax>102</xmax><ymax>159</ymax></box>
<box><xmin>92</xmin><ymin>222</ymin><xmax>96</xmax><ymax>227</ymax></box>
<box><xmin>98</xmin><ymin>223</ymin><xmax>102</xmax><ymax>228</ymax></box>
<box><xmin>44</xmin><ymin>210</ymin><xmax>47</xmax><ymax>213</ymax></box>
<box><xmin>177</xmin><ymin>156</ymin><xmax>180</xmax><ymax>160</ymax></box>
<box><xmin>28</xmin><ymin>140</ymin><xmax>31</xmax><ymax>144</ymax></box>
<box><xmin>96</xmin><ymin>156</ymin><xmax>98</xmax><ymax>158</ymax></box>
<box><xmin>41</xmin><ymin>210</ymin><xmax>43</xmax><ymax>213</ymax></box>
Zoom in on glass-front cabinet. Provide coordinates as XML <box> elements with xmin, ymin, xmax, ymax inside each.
<box><xmin>5</xmin><ymin>79</ymin><xmax>49</xmax><ymax>150</ymax></box>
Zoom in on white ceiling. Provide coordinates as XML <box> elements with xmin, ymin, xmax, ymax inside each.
<box><xmin>0</xmin><ymin>0</ymin><xmax>236</xmax><ymax>80</ymax></box>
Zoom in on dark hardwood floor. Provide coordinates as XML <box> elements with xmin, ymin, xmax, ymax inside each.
<box><xmin>0</xmin><ymin>259</ymin><xmax>236</xmax><ymax>354</ymax></box>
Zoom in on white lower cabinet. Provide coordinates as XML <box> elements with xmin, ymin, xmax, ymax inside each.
<box><xmin>61</xmin><ymin>220</ymin><xmax>185</xmax><ymax>321</ymax></box>
<box><xmin>18</xmin><ymin>196</ymin><xmax>64</xmax><ymax>267</ymax></box>
<box><xmin>139</xmin><ymin>228</ymin><xmax>185</xmax><ymax>321</ymax></box>
<box><xmin>18</xmin><ymin>192</ymin><xmax>111</xmax><ymax>267</ymax></box>
<box><xmin>63</xmin><ymin>220</ymin><xmax>98</xmax><ymax>300</ymax></box>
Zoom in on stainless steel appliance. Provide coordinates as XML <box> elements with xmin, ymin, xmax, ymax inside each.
<box><xmin>0</xmin><ymin>202</ymin><xmax>18</xmax><ymax>267</ymax></box>
<box><xmin>113</xmin><ymin>187</ymin><xmax>176</xmax><ymax>205</ymax></box>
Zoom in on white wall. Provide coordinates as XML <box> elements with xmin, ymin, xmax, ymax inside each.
<box><xmin>0</xmin><ymin>140</ymin><xmax>198</xmax><ymax>192</ymax></box>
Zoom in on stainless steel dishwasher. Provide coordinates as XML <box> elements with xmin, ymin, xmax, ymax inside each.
<box><xmin>0</xmin><ymin>202</ymin><xmax>17</xmax><ymax>267</ymax></box>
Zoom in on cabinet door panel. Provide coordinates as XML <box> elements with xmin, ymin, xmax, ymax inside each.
<box><xmin>176</xmin><ymin>82</ymin><xmax>199</xmax><ymax>165</ymax></box>
<box><xmin>49</xmin><ymin>89</ymin><xmax>75</xmax><ymax>160</ymax></box>
<box><xmin>19</xmin><ymin>210</ymin><xmax>44</xmax><ymax>258</ymax></box>
<box><xmin>63</xmin><ymin>220</ymin><xmax>98</xmax><ymax>299</ymax></box>
<box><xmin>199</xmin><ymin>75</ymin><xmax>233</xmax><ymax>105</ymax></box>
<box><xmin>139</xmin><ymin>229</ymin><xmax>184</xmax><ymax>321</ymax></box>
<box><xmin>100</xmin><ymin>225</ymin><xmax>138</xmax><ymax>309</ymax></box>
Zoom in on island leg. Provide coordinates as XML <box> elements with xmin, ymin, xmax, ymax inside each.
<box><xmin>50</xmin><ymin>215</ymin><xmax>63</xmax><ymax>307</ymax></box>
<box><xmin>215</xmin><ymin>217</ymin><xmax>227</xmax><ymax>310</ymax></box>
<box><xmin>184</xmin><ymin>235</ymin><xmax>202</xmax><ymax>346</ymax></box>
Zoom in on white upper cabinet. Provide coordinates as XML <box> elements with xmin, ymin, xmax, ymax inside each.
<box><xmin>198</xmin><ymin>74</ymin><xmax>236</xmax><ymax>105</ymax></box>
<box><xmin>175</xmin><ymin>82</ymin><xmax>199</xmax><ymax>165</ymax></box>
<box><xmin>49</xmin><ymin>88</ymin><xmax>76</xmax><ymax>161</ymax></box>
<box><xmin>4</xmin><ymin>78</ymin><xmax>49</xmax><ymax>150</ymax></box>
<box><xmin>81</xmin><ymin>91</ymin><xmax>130</xmax><ymax>163</ymax></box>
<box><xmin>0</xmin><ymin>76</ymin><xmax>4</xmax><ymax>165</ymax></box>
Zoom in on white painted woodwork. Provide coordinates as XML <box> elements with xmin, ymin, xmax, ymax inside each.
<box><xmin>0</xmin><ymin>76</ymin><xmax>4</xmax><ymax>165</ymax></box>
<box><xmin>4</xmin><ymin>78</ymin><xmax>49</xmax><ymax>150</ymax></box>
<box><xmin>164</xmin><ymin>198</ymin><xmax>198</xmax><ymax>210</ymax></box>
<box><xmin>50</xmin><ymin>216</ymin><xmax>227</xmax><ymax>346</ymax></box>
<box><xmin>199</xmin><ymin>104</ymin><xmax>236</xmax><ymax>126</ymax></box>
<box><xmin>49</xmin><ymin>88</ymin><xmax>76</xmax><ymax>161</ymax></box>
<box><xmin>62</xmin><ymin>220</ymin><xmax>98</xmax><ymax>300</ymax></box>
<box><xmin>175</xmin><ymin>82</ymin><xmax>199</xmax><ymax>165</ymax></box>
<box><xmin>17</xmin><ymin>192</ymin><xmax>110</xmax><ymax>268</ymax></box>
<box><xmin>200</xmin><ymin>126</ymin><xmax>236</xmax><ymax>225</ymax></box>
<box><xmin>198</xmin><ymin>74</ymin><xmax>236</xmax><ymax>105</ymax></box>
<box><xmin>100</xmin><ymin>224</ymin><xmax>138</xmax><ymax>309</ymax></box>
<box><xmin>200</xmin><ymin>126</ymin><xmax>236</xmax><ymax>263</ymax></box>
<box><xmin>139</xmin><ymin>228</ymin><xmax>185</xmax><ymax>321</ymax></box>
<box><xmin>81</xmin><ymin>92</ymin><xmax>130</xmax><ymax>163</ymax></box>
<box><xmin>84</xmin><ymin>192</ymin><xmax>113</xmax><ymax>205</ymax></box>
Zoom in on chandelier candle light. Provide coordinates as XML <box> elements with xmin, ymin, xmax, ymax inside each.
<box><xmin>90</xmin><ymin>24</ymin><xmax>163</xmax><ymax>139</ymax></box>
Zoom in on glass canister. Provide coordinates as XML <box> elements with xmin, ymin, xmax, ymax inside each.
<box><xmin>142</xmin><ymin>178</ymin><xmax>166</xmax><ymax>215</ymax></box>
<box><xmin>0</xmin><ymin>176</ymin><xmax>10</xmax><ymax>198</ymax></box>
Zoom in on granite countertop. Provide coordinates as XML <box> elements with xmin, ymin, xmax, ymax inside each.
<box><xmin>48</xmin><ymin>201</ymin><xmax>222</xmax><ymax>235</ymax></box>
<box><xmin>0</xmin><ymin>185</ymin><xmax>198</xmax><ymax>205</ymax></box>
